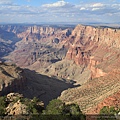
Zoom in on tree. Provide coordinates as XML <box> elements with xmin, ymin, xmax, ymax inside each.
<box><xmin>42</xmin><ymin>99</ymin><xmax>85</xmax><ymax>120</ymax></box>
<box><xmin>62</xmin><ymin>103</ymin><xmax>82</xmax><ymax>115</ymax></box>
<box><xmin>43</xmin><ymin>99</ymin><xmax>64</xmax><ymax>115</ymax></box>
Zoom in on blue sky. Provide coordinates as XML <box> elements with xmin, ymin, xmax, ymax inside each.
<box><xmin>0</xmin><ymin>0</ymin><xmax>120</xmax><ymax>24</ymax></box>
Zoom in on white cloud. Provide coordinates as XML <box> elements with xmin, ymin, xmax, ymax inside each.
<box><xmin>0</xmin><ymin>0</ymin><xmax>13</xmax><ymax>5</ymax></box>
<box><xmin>92</xmin><ymin>8</ymin><xmax>100</xmax><ymax>11</ymax></box>
<box><xmin>80</xmin><ymin>7</ymin><xmax>86</xmax><ymax>10</ymax></box>
<box><xmin>0</xmin><ymin>1</ymin><xmax>120</xmax><ymax>23</ymax></box>
<box><xmin>92</xmin><ymin>3</ymin><xmax>104</xmax><ymax>7</ymax></box>
<box><xmin>42</xmin><ymin>0</ymin><xmax>73</xmax><ymax>8</ymax></box>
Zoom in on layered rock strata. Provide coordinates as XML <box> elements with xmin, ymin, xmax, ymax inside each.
<box><xmin>65</xmin><ymin>24</ymin><xmax>120</xmax><ymax>79</ymax></box>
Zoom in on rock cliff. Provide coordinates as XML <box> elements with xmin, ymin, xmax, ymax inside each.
<box><xmin>38</xmin><ymin>25</ymin><xmax>120</xmax><ymax>82</ymax></box>
<box><xmin>57</xmin><ymin>25</ymin><xmax>120</xmax><ymax>114</ymax></box>
<box><xmin>3</xmin><ymin>25</ymin><xmax>72</xmax><ymax>68</ymax></box>
<box><xmin>17</xmin><ymin>25</ymin><xmax>72</xmax><ymax>43</ymax></box>
<box><xmin>0</xmin><ymin>63</ymin><xmax>27</xmax><ymax>95</ymax></box>
<box><xmin>0</xmin><ymin>62</ymin><xmax>74</xmax><ymax>106</ymax></box>
<box><xmin>65</xmin><ymin>24</ymin><xmax>120</xmax><ymax>79</ymax></box>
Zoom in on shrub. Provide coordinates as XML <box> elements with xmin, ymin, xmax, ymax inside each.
<box><xmin>43</xmin><ymin>99</ymin><xmax>85</xmax><ymax>120</ymax></box>
<box><xmin>62</xmin><ymin>103</ymin><xmax>82</xmax><ymax>115</ymax></box>
<box><xmin>100</xmin><ymin>106</ymin><xmax>119</xmax><ymax>114</ymax></box>
<box><xmin>43</xmin><ymin>99</ymin><xmax>64</xmax><ymax>115</ymax></box>
<box><xmin>0</xmin><ymin>96</ymin><xmax>7</xmax><ymax>116</ymax></box>
<box><xmin>21</xmin><ymin>97</ymin><xmax>43</xmax><ymax>115</ymax></box>
<box><xmin>98</xmin><ymin>106</ymin><xmax>120</xmax><ymax>120</ymax></box>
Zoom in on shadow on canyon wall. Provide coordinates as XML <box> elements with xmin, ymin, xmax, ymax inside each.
<box><xmin>0</xmin><ymin>68</ymin><xmax>80</xmax><ymax>106</ymax></box>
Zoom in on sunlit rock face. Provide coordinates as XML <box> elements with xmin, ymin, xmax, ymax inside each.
<box><xmin>65</xmin><ymin>24</ymin><xmax>120</xmax><ymax>78</ymax></box>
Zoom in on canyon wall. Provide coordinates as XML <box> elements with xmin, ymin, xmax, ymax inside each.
<box><xmin>0</xmin><ymin>24</ymin><xmax>120</xmax><ymax>114</ymax></box>
<box><xmin>1</xmin><ymin>24</ymin><xmax>120</xmax><ymax>79</ymax></box>
<box><xmin>17</xmin><ymin>25</ymin><xmax>72</xmax><ymax>43</ymax></box>
<box><xmin>2</xmin><ymin>25</ymin><xmax>72</xmax><ymax>69</ymax></box>
<box><xmin>1</xmin><ymin>24</ymin><xmax>120</xmax><ymax>80</ymax></box>
<box><xmin>0</xmin><ymin>63</ymin><xmax>27</xmax><ymax>95</ymax></box>
<box><xmin>59</xmin><ymin>25</ymin><xmax>120</xmax><ymax>114</ymax></box>
<box><xmin>65</xmin><ymin>24</ymin><xmax>120</xmax><ymax>78</ymax></box>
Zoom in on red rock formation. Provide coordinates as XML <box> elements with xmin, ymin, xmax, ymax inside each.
<box><xmin>17</xmin><ymin>26</ymin><xmax>72</xmax><ymax>43</ymax></box>
<box><xmin>65</xmin><ymin>24</ymin><xmax>120</xmax><ymax>78</ymax></box>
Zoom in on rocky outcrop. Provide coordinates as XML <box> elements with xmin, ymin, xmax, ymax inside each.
<box><xmin>6</xmin><ymin>93</ymin><xmax>28</xmax><ymax>115</ymax></box>
<box><xmin>4</xmin><ymin>93</ymin><xmax>44</xmax><ymax>116</ymax></box>
<box><xmin>0</xmin><ymin>63</ymin><xmax>27</xmax><ymax>95</ymax></box>
<box><xmin>6</xmin><ymin>93</ymin><xmax>23</xmax><ymax>102</ymax></box>
<box><xmin>6</xmin><ymin>100</ymin><xmax>28</xmax><ymax>115</ymax></box>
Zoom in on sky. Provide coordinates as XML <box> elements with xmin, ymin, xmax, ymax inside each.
<box><xmin>0</xmin><ymin>0</ymin><xmax>120</xmax><ymax>24</ymax></box>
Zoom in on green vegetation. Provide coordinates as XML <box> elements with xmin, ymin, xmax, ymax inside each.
<box><xmin>42</xmin><ymin>99</ymin><xmax>85</xmax><ymax>120</ymax></box>
<box><xmin>62</xmin><ymin>103</ymin><xmax>82</xmax><ymax>115</ymax></box>
<box><xmin>98</xmin><ymin>106</ymin><xmax>120</xmax><ymax>120</ymax></box>
<box><xmin>0</xmin><ymin>96</ymin><xmax>7</xmax><ymax>116</ymax></box>
<box><xmin>20</xmin><ymin>97</ymin><xmax>44</xmax><ymax>114</ymax></box>
<box><xmin>0</xmin><ymin>95</ymin><xmax>85</xmax><ymax>120</ymax></box>
<box><xmin>43</xmin><ymin>99</ymin><xmax>64</xmax><ymax>115</ymax></box>
<box><xmin>100</xmin><ymin>106</ymin><xmax>119</xmax><ymax>115</ymax></box>
<box><xmin>43</xmin><ymin>99</ymin><xmax>83</xmax><ymax>115</ymax></box>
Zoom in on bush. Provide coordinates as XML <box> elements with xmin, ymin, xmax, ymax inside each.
<box><xmin>62</xmin><ymin>103</ymin><xmax>82</xmax><ymax>115</ymax></box>
<box><xmin>42</xmin><ymin>99</ymin><xmax>85</xmax><ymax>120</ymax></box>
<box><xmin>98</xmin><ymin>106</ymin><xmax>120</xmax><ymax>120</ymax></box>
<box><xmin>43</xmin><ymin>99</ymin><xmax>64</xmax><ymax>115</ymax></box>
<box><xmin>0</xmin><ymin>96</ymin><xmax>7</xmax><ymax>116</ymax></box>
<box><xmin>100</xmin><ymin>106</ymin><xmax>119</xmax><ymax>114</ymax></box>
<box><xmin>21</xmin><ymin>97</ymin><xmax>43</xmax><ymax>115</ymax></box>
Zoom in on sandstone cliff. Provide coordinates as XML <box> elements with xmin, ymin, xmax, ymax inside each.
<box><xmin>3</xmin><ymin>25</ymin><xmax>72</xmax><ymax>68</ymax></box>
<box><xmin>65</xmin><ymin>24</ymin><xmax>120</xmax><ymax>79</ymax></box>
<box><xmin>17</xmin><ymin>25</ymin><xmax>72</xmax><ymax>43</ymax></box>
<box><xmin>58</xmin><ymin>25</ymin><xmax>120</xmax><ymax>114</ymax></box>
<box><xmin>38</xmin><ymin>25</ymin><xmax>120</xmax><ymax>82</ymax></box>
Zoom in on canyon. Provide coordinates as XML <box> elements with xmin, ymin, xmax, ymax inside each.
<box><xmin>0</xmin><ymin>24</ymin><xmax>120</xmax><ymax>114</ymax></box>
